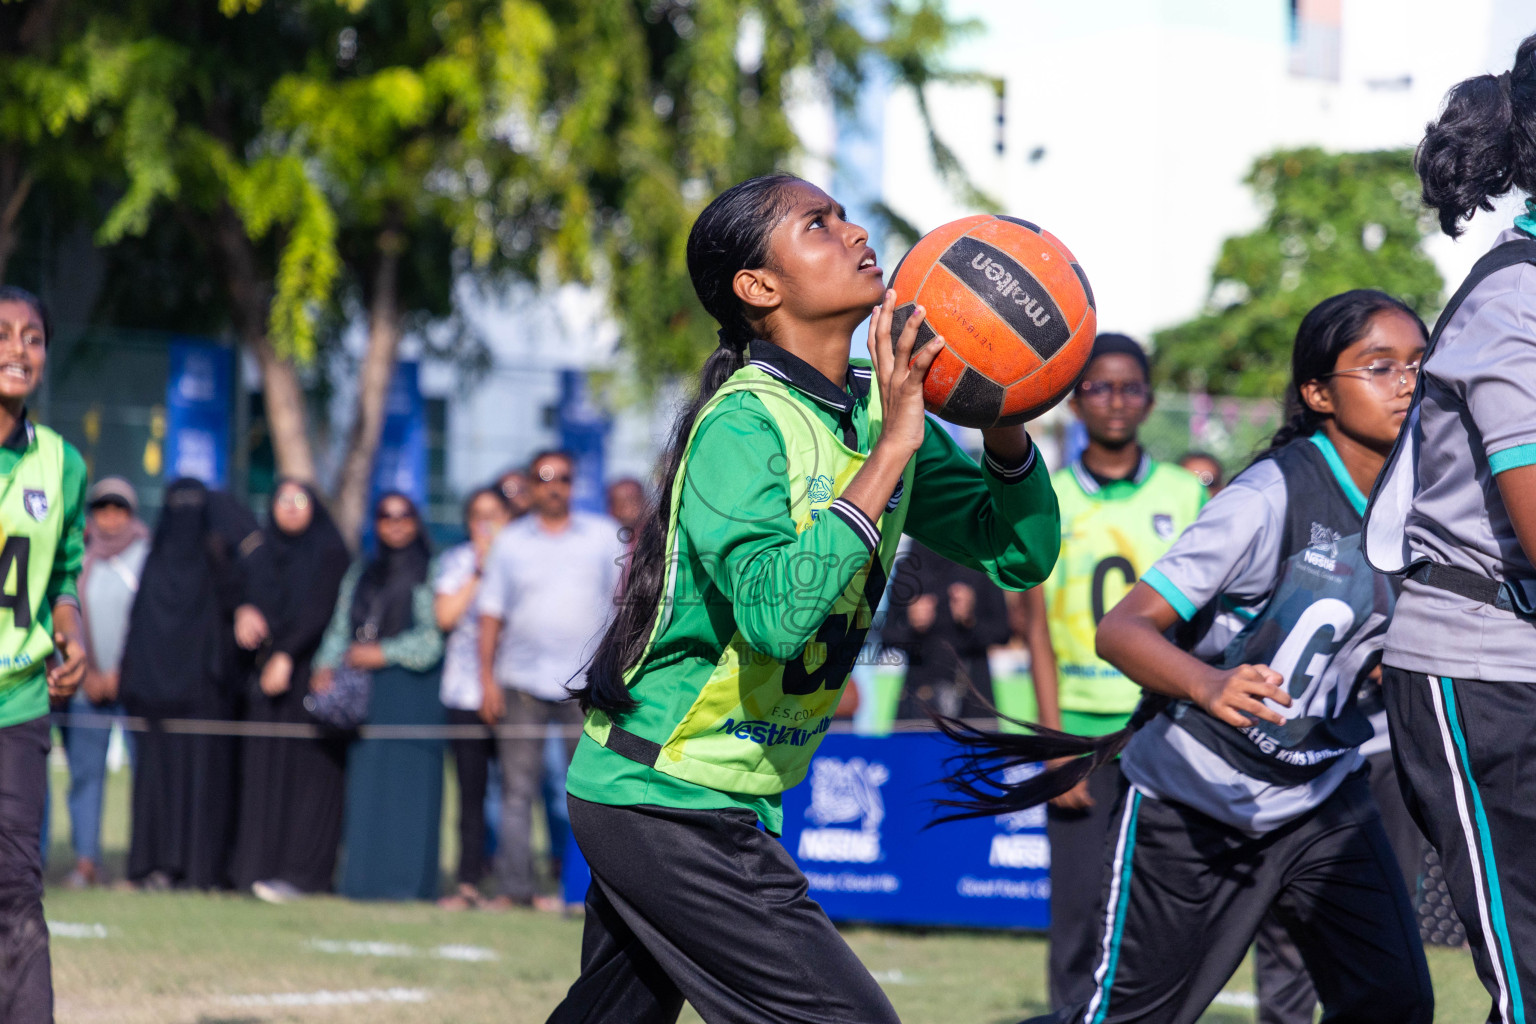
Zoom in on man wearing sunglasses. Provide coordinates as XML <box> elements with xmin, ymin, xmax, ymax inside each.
<box><xmin>1017</xmin><ymin>333</ymin><xmax>1209</xmax><ymax>1010</ymax></box>
<box><xmin>477</xmin><ymin>449</ymin><xmax>625</xmax><ymax>910</ymax></box>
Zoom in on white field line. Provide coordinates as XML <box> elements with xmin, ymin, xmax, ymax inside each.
<box><xmin>223</xmin><ymin>988</ymin><xmax>430</xmax><ymax>1008</ymax></box>
<box><xmin>47</xmin><ymin>921</ymin><xmax>108</xmax><ymax>939</ymax></box>
<box><xmin>869</xmin><ymin>969</ymin><xmax>913</xmax><ymax>985</ymax></box>
<box><xmin>1212</xmin><ymin>991</ymin><xmax>1258</xmax><ymax>1009</ymax></box>
<box><xmin>306</xmin><ymin>938</ymin><xmax>499</xmax><ymax>962</ymax></box>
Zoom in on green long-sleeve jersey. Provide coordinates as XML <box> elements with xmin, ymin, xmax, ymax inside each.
<box><xmin>0</xmin><ymin>416</ymin><xmax>88</xmax><ymax>728</ymax></box>
<box><xmin>565</xmin><ymin>342</ymin><xmax>1059</xmax><ymax>832</ymax></box>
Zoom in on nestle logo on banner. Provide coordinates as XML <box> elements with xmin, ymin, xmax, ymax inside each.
<box><xmin>797</xmin><ymin>757</ymin><xmax>889</xmax><ymax>864</ymax></box>
<box><xmin>989</xmin><ymin>763</ymin><xmax>1050</xmax><ymax>869</ymax></box>
<box><xmin>970</xmin><ymin>253</ymin><xmax>1051</xmax><ymax>328</ymax></box>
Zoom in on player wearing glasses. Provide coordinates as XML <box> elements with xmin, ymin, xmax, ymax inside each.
<box><xmin>939</xmin><ymin>290</ymin><xmax>1433</xmax><ymax>1024</ymax></box>
<box><xmin>1017</xmin><ymin>333</ymin><xmax>1207</xmax><ymax>1011</ymax></box>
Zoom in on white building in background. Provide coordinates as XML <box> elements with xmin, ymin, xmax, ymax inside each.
<box><xmin>871</xmin><ymin>0</ymin><xmax>1533</xmax><ymax>343</ymax></box>
<box><xmin>436</xmin><ymin>0</ymin><xmax>1533</xmax><ymax>499</ymax></box>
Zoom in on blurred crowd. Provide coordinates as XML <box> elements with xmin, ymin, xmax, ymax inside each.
<box><xmin>46</xmin><ymin>394</ymin><xmax>1234</xmax><ymax>913</ymax></box>
<box><xmin>51</xmin><ymin>452</ymin><xmax>642</xmax><ymax>909</ymax></box>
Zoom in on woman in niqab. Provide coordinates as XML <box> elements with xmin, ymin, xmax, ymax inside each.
<box><xmin>119</xmin><ymin>478</ymin><xmax>271</xmax><ymax>890</ymax></box>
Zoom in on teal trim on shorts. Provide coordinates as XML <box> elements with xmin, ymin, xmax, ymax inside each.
<box><xmin>1309</xmin><ymin>433</ymin><xmax>1367</xmax><ymax>515</ymax></box>
<box><xmin>1091</xmin><ymin>790</ymin><xmax>1142</xmax><ymax>1024</ymax></box>
<box><xmin>1141</xmin><ymin>567</ymin><xmax>1196</xmax><ymax>622</ymax></box>
<box><xmin>1489</xmin><ymin>442</ymin><xmax>1536</xmax><ymax>476</ymax></box>
<box><xmin>1439</xmin><ymin>675</ymin><xmax>1527</xmax><ymax>1022</ymax></box>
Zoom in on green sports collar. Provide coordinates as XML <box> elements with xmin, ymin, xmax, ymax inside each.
<box><xmin>1515</xmin><ymin>198</ymin><xmax>1536</xmax><ymax>239</ymax></box>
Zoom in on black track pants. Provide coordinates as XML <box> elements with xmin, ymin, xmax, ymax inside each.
<box><xmin>0</xmin><ymin>715</ymin><xmax>52</xmax><ymax>1024</ymax></box>
<box><xmin>1046</xmin><ymin>762</ymin><xmax>1123</xmax><ymax>1009</ymax></box>
<box><xmin>546</xmin><ymin>795</ymin><xmax>900</xmax><ymax>1024</ymax></box>
<box><xmin>1384</xmin><ymin>667</ymin><xmax>1536</xmax><ymax>1024</ymax></box>
<box><xmin>1024</xmin><ymin>771</ymin><xmax>1431</xmax><ymax>1024</ymax></box>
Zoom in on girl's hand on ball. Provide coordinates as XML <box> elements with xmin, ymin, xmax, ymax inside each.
<box><xmin>1194</xmin><ymin>663</ymin><xmax>1289</xmax><ymax>728</ymax></box>
<box><xmin>870</xmin><ymin>289</ymin><xmax>943</xmax><ymax>456</ymax></box>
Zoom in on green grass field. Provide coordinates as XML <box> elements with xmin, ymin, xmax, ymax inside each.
<box><xmin>41</xmin><ymin>764</ymin><xmax>1494</xmax><ymax>1023</ymax></box>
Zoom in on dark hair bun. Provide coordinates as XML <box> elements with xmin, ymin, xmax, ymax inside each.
<box><xmin>1418</xmin><ymin>34</ymin><xmax>1536</xmax><ymax>238</ymax></box>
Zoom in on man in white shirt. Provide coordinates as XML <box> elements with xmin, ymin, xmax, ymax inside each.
<box><xmin>478</xmin><ymin>450</ymin><xmax>624</xmax><ymax>908</ymax></box>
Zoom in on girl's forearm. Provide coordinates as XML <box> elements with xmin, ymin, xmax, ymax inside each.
<box><xmin>1097</xmin><ymin>612</ymin><xmax>1218</xmax><ymax>704</ymax></box>
<box><xmin>839</xmin><ymin>439</ymin><xmax>914</xmax><ymax>523</ymax></box>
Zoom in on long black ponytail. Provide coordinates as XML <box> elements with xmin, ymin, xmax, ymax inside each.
<box><xmin>1418</xmin><ymin>33</ymin><xmax>1536</xmax><ymax>238</ymax></box>
<box><xmin>574</xmin><ymin>173</ymin><xmax>804</xmax><ymax>713</ymax></box>
<box><xmin>931</xmin><ymin>288</ymin><xmax>1427</xmax><ymax>822</ymax></box>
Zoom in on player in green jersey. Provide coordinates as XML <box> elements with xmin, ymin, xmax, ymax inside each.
<box><xmin>545</xmin><ymin>175</ymin><xmax>1060</xmax><ymax>1024</ymax></box>
<box><xmin>0</xmin><ymin>285</ymin><xmax>88</xmax><ymax>1024</ymax></box>
<box><xmin>1020</xmin><ymin>333</ymin><xmax>1206</xmax><ymax>1010</ymax></box>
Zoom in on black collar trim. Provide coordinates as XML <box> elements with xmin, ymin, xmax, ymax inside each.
<box><xmin>747</xmin><ymin>339</ymin><xmax>870</xmax><ymax>413</ymax></box>
<box><xmin>1</xmin><ymin>412</ymin><xmax>33</xmax><ymax>453</ymax></box>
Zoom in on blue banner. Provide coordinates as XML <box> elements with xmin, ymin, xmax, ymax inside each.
<box><xmin>164</xmin><ymin>341</ymin><xmax>234</xmax><ymax>487</ymax></box>
<box><xmin>370</xmin><ymin>360</ymin><xmax>427</xmax><ymax>508</ymax></box>
<box><xmin>562</xmin><ymin>731</ymin><xmax>1050</xmax><ymax>930</ymax></box>
<box><xmin>556</xmin><ymin>369</ymin><xmax>610</xmax><ymax>514</ymax></box>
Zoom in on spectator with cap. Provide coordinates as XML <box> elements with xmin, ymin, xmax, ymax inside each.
<box><xmin>58</xmin><ymin>476</ymin><xmax>149</xmax><ymax>888</ymax></box>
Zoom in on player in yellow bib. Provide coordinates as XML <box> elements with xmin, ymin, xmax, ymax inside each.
<box><xmin>0</xmin><ymin>286</ymin><xmax>88</xmax><ymax>1024</ymax></box>
<box><xmin>1019</xmin><ymin>334</ymin><xmax>1206</xmax><ymax>1010</ymax></box>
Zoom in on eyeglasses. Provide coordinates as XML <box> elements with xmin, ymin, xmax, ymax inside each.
<box><xmin>275</xmin><ymin>492</ymin><xmax>310</xmax><ymax>510</ymax></box>
<box><xmin>1076</xmin><ymin>380</ymin><xmax>1150</xmax><ymax>405</ymax></box>
<box><xmin>1320</xmin><ymin>359</ymin><xmax>1420</xmax><ymax>397</ymax></box>
<box><xmin>537</xmin><ymin>471</ymin><xmax>573</xmax><ymax>485</ymax></box>
<box><xmin>376</xmin><ymin>508</ymin><xmax>414</xmax><ymax>522</ymax></box>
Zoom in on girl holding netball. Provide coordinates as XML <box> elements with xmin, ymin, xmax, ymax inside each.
<box><xmin>941</xmin><ymin>290</ymin><xmax>1434</xmax><ymax>1024</ymax></box>
<box><xmin>0</xmin><ymin>285</ymin><xmax>88</xmax><ymax>1024</ymax></box>
<box><xmin>1364</xmin><ymin>34</ymin><xmax>1536</xmax><ymax>1024</ymax></box>
<box><xmin>547</xmin><ymin>173</ymin><xmax>1060</xmax><ymax>1024</ymax></box>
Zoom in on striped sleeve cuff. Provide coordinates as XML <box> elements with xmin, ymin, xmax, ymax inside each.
<box><xmin>828</xmin><ymin>498</ymin><xmax>881</xmax><ymax>552</ymax></box>
<box><xmin>1489</xmin><ymin>441</ymin><xmax>1536</xmax><ymax>475</ymax></box>
<box><xmin>983</xmin><ymin>438</ymin><xmax>1038</xmax><ymax>483</ymax></box>
<box><xmin>1141</xmin><ymin>567</ymin><xmax>1197</xmax><ymax>622</ymax></box>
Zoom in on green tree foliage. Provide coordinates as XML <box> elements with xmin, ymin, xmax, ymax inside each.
<box><xmin>1153</xmin><ymin>148</ymin><xmax>1444</xmax><ymax>397</ymax></box>
<box><xmin>4</xmin><ymin>0</ymin><xmax>977</xmax><ymax>540</ymax></box>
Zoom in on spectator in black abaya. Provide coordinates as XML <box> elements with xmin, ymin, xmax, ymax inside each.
<box><xmin>883</xmin><ymin>541</ymin><xmax>1010</xmax><ymax>722</ymax></box>
<box><xmin>119</xmin><ymin>478</ymin><xmax>272</xmax><ymax>891</ymax></box>
<box><xmin>313</xmin><ymin>492</ymin><xmax>444</xmax><ymax>901</ymax></box>
<box><xmin>231</xmin><ymin>480</ymin><xmax>351</xmax><ymax>903</ymax></box>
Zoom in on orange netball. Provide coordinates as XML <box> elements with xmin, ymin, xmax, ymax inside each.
<box><xmin>889</xmin><ymin>215</ymin><xmax>1097</xmax><ymax>428</ymax></box>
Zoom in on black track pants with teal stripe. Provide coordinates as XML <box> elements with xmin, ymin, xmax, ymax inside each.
<box><xmin>1023</xmin><ymin>771</ymin><xmax>1431</xmax><ymax>1024</ymax></box>
<box><xmin>1384</xmin><ymin>667</ymin><xmax>1536</xmax><ymax>1024</ymax></box>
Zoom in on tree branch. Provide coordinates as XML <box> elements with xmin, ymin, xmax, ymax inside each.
<box><xmin>332</xmin><ymin>221</ymin><xmax>405</xmax><ymax>546</ymax></box>
<box><xmin>0</xmin><ymin>150</ymin><xmax>33</xmax><ymax>284</ymax></box>
<box><xmin>208</xmin><ymin>205</ymin><xmax>318</xmax><ymax>487</ymax></box>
